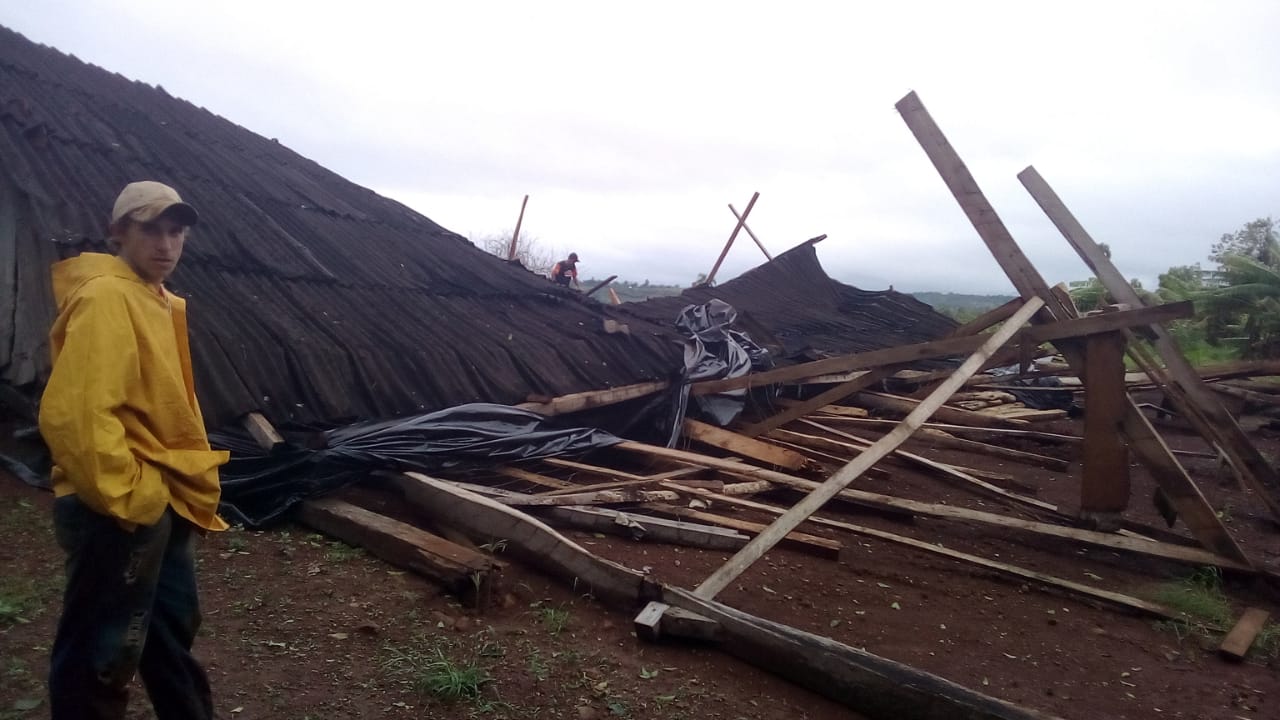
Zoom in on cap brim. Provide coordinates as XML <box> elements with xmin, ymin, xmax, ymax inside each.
<box><xmin>157</xmin><ymin>202</ymin><xmax>199</xmax><ymax>227</ymax></box>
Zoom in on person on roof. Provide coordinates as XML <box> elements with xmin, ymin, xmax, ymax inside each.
<box><xmin>550</xmin><ymin>252</ymin><xmax>581</xmax><ymax>289</ymax></box>
<box><xmin>39</xmin><ymin>181</ymin><xmax>228</xmax><ymax>720</ymax></box>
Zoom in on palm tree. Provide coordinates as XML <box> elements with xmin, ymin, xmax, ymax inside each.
<box><xmin>1199</xmin><ymin>236</ymin><xmax>1280</xmax><ymax>357</ymax></box>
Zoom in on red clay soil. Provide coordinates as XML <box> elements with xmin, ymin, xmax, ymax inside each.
<box><xmin>3</xmin><ymin>414</ymin><xmax>1280</xmax><ymax>720</ymax></box>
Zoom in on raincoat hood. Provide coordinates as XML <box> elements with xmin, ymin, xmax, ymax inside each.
<box><xmin>52</xmin><ymin>253</ymin><xmax>155</xmax><ymax>309</ymax></box>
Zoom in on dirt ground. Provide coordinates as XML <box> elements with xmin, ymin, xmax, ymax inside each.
<box><xmin>3</xmin><ymin>410</ymin><xmax>1280</xmax><ymax>720</ymax></box>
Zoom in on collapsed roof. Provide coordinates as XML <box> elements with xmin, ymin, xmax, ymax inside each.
<box><xmin>622</xmin><ymin>241</ymin><xmax>956</xmax><ymax>361</ymax></box>
<box><xmin>0</xmin><ymin>25</ymin><xmax>955</xmax><ymax>432</ymax></box>
<box><xmin>0</xmin><ymin>26</ymin><xmax>683</xmax><ymax>429</ymax></box>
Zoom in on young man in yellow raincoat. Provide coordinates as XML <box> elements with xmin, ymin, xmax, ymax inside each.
<box><xmin>39</xmin><ymin>181</ymin><xmax>229</xmax><ymax>720</ymax></box>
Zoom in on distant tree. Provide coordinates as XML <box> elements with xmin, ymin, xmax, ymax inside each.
<box><xmin>1210</xmin><ymin>217</ymin><xmax>1276</xmax><ymax>267</ymax></box>
<box><xmin>472</xmin><ymin>230</ymin><xmax>556</xmax><ymax>277</ymax></box>
<box><xmin>1157</xmin><ymin>264</ymin><xmax>1206</xmax><ymax>302</ymax></box>
<box><xmin>1199</xmin><ymin>232</ymin><xmax>1280</xmax><ymax>357</ymax></box>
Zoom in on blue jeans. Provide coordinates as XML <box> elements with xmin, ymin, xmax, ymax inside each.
<box><xmin>49</xmin><ymin>495</ymin><xmax>213</xmax><ymax>720</ymax></box>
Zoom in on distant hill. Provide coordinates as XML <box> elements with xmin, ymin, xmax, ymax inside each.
<box><xmin>908</xmin><ymin>292</ymin><xmax>1016</xmax><ymax>322</ymax></box>
<box><xmin>581</xmin><ymin>279</ymin><xmax>685</xmax><ymax>302</ymax></box>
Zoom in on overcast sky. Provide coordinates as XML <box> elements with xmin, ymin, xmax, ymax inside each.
<box><xmin>5</xmin><ymin>1</ymin><xmax>1278</xmax><ymax>293</ymax></box>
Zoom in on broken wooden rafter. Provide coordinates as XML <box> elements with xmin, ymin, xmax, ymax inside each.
<box><xmin>682</xmin><ymin>418</ymin><xmax>809</xmax><ymax>470</ymax></box>
<box><xmin>728</xmin><ymin>201</ymin><xmax>773</xmax><ymax>260</ymax></box>
<box><xmin>583</xmin><ymin>275</ymin><xmax>618</xmax><ymax>298</ymax></box>
<box><xmin>1020</xmin><ymin>166</ymin><xmax>1280</xmax><ymax>523</ymax></box>
<box><xmin>702</xmin><ymin>191</ymin><xmax>759</xmax><ymax>287</ymax></box>
<box><xmin>690</xmin><ymin>300</ymin><xmax>1191</xmax><ymax>397</ymax></box>
<box><xmin>392</xmin><ymin>472</ymin><xmax>1062</xmax><ymax>720</ymax></box>
<box><xmin>517</xmin><ymin>380</ymin><xmax>670</xmax><ymax>416</ymax></box>
<box><xmin>692</xmin><ymin>297</ymin><xmax>1045</xmax><ymax>599</ymax></box>
<box><xmin>1219</xmin><ymin>608</ymin><xmax>1271</xmax><ymax>661</ymax></box>
<box><xmin>737</xmin><ymin>367</ymin><xmax>899</xmax><ymax>437</ymax></box>
<box><xmin>854</xmin><ymin>391</ymin><xmax>1030</xmax><ymax>429</ymax></box>
<box><xmin>815</xmin><ymin>415</ymin><xmax>1083</xmax><ymax>444</ymax></box>
<box><xmin>498</xmin><ymin>488</ymin><xmax>681</xmax><ymax>506</ymax></box>
<box><xmin>508</xmin><ymin>194</ymin><xmax>529</xmax><ymax>261</ymax></box>
<box><xmin>642</xmin><ymin>503</ymin><xmax>843</xmax><ymax>560</ymax></box>
<box><xmin>242</xmin><ymin>412</ymin><xmax>284</xmax><ymax>451</ymax></box>
<box><xmin>895</xmin><ymin>91</ymin><xmax>1249</xmax><ymax>565</ymax></box>
<box><xmin>664</xmin><ymin>482</ymin><xmax>1194</xmax><ymax>624</ymax></box>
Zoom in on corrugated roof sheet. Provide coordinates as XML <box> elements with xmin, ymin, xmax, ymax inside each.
<box><xmin>0</xmin><ymin>26</ymin><xmax>681</xmax><ymax>428</ymax></box>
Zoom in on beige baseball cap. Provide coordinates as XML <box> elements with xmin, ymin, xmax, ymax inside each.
<box><xmin>110</xmin><ymin>181</ymin><xmax>199</xmax><ymax>226</ymax></box>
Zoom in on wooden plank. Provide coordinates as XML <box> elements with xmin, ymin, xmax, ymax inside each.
<box><xmin>683</xmin><ymin>418</ymin><xmax>809</xmax><ymax>470</ymax></box>
<box><xmin>854</xmin><ymin>391</ymin><xmax>1030</xmax><ymax>429</ymax></box>
<box><xmin>507</xmin><ymin>194</ymin><xmax>529</xmax><ymax>260</ymax></box>
<box><xmin>497</xmin><ymin>488</ymin><xmax>681</xmax><ymax>506</ymax></box>
<box><xmin>914</xmin><ymin>428</ymin><xmax>1071</xmax><ymax>471</ymax></box>
<box><xmin>296</xmin><ymin>497</ymin><xmax>497</xmax><ymax>608</ymax></box>
<box><xmin>665</xmin><ymin>483</ymin><xmax>1195</xmax><ymax>623</ymax></box>
<box><xmin>536</xmin><ymin>467</ymin><xmax>702</xmax><ymax>496</ymax></box>
<box><xmin>896</xmin><ymin>92</ymin><xmax>1248</xmax><ymax>564</ymax></box>
<box><xmin>392</xmin><ymin>473</ymin><xmax>1058</xmax><ymax>720</ymax></box>
<box><xmin>517</xmin><ymin>380</ymin><xmax>670</xmax><ymax>416</ymax></box>
<box><xmin>644</xmin><ymin>503</ymin><xmax>843</xmax><ymax>560</ymax></box>
<box><xmin>1219</xmin><ymin>608</ymin><xmax>1271</xmax><ymax>661</ymax></box>
<box><xmin>690</xmin><ymin>303</ymin><xmax>1188</xmax><ymax>397</ymax></box>
<box><xmin>538</xmin><ymin>506</ymin><xmax>749</xmax><ymax>551</ymax></box>
<box><xmin>242</xmin><ymin>411</ymin><xmax>284</xmax><ymax>450</ymax></box>
<box><xmin>693</xmin><ymin>298</ymin><xmax>1044</xmax><ymax>599</ymax></box>
<box><xmin>736</xmin><ymin>367</ymin><xmax>898</xmax><ymax>437</ymax></box>
<box><xmin>815</xmin><ymin>416</ymin><xmax>1083</xmax><ymax>444</ymax></box>
<box><xmin>703</xmin><ymin>191</ymin><xmax>759</xmax><ymax>286</ymax></box>
<box><xmin>1019</xmin><ymin>165</ymin><xmax>1280</xmax><ymax>523</ymax></box>
<box><xmin>729</xmin><ymin>202</ymin><xmax>773</xmax><ymax>260</ymax></box>
<box><xmin>1081</xmin><ymin>332</ymin><xmax>1130</xmax><ymax>519</ymax></box>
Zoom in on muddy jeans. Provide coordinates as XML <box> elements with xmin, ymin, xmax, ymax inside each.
<box><xmin>49</xmin><ymin>495</ymin><xmax>213</xmax><ymax>720</ymax></box>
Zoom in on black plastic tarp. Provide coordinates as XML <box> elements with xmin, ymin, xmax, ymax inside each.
<box><xmin>670</xmin><ymin>299</ymin><xmax>772</xmax><ymax>431</ymax></box>
<box><xmin>211</xmin><ymin>403</ymin><xmax>622</xmax><ymax>527</ymax></box>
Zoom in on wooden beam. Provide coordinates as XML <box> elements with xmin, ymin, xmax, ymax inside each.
<box><xmin>854</xmin><ymin>391</ymin><xmax>1030</xmax><ymax>429</ymax></box>
<box><xmin>497</xmin><ymin>488</ymin><xmax>680</xmax><ymax>506</ymax></box>
<box><xmin>1081</xmin><ymin>332</ymin><xmax>1130</xmax><ymax>521</ymax></box>
<box><xmin>536</xmin><ymin>467</ymin><xmax>703</xmax><ymax>496</ymax></box>
<box><xmin>508</xmin><ymin>194</ymin><xmax>529</xmax><ymax>260</ymax></box>
<box><xmin>583</xmin><ymin>275</ymin><xmax>618</xmax><ymax>298</ymax></box>
<box><xmin>1019</xmin><ymin>165</ymin><xmax>1280</xmax><ymax>523</ymax></box>
<box><xmin>814</xmin><ymin>416</ymin><xmax>1083</xmax><ymax>444</ymax></box>
<box><xmin>1219</xmin><ymin>608</ymin><xmax>1271</xmax><ymax>661</ymax></box>
<box><xmin>517</xmin><ymin>380</ymin><xmax>670</xmax><ymax>416</ymax></box>
<box><xmin>693</xmin><ymin>298</ymin><xmax>1044</xmax><ymax>599</ymax></box>
<box><xmin>691</xmin><ymin>302</ymin><xmax>1187</xmax><ymax>397</ymax></box>
<box><xmin>242</xmin><ymin>412</ymin><xmax>284</xmax><ymax>451</ymax></box>
<box><xmin>643</xmin><ymin>503</ymin><xmax>843</xmax><ymax>560</ymax></box>
<box><xmin>682</xmin><ymin>418</ymin><xmax>809</xmax><ymax>470</ymax></box>
<box><xmin>607</xmin><ymin>287</ymin><xmax>622</xmax><ymax>305</ymax></box>
<box><xmin>665</xmin><ymin>483</ymin><xmax>1194</xmax><ymax>623</ymax></box>
<box><xmin>295</xmin><ymin>497</ymin><xmax>497</xmax><ymax>608</ymax></box>
<box><xmin>703</xmin><ymin>191</ymin><xmax>759</xmax><ymax>286</ymax></box>
<box><xmin>914</xmin><ymin>428</ymin><xmax>1071</xmax><ymax>471</ymax></box>
<box><xmin>729</xmin><ymin>202</ymin><xmax>773</xmax><ymax>260</ymax></box>
<box><xmin>387</xmin><ymin>474</ymin><xmax>1062</xmax><ymax>719</ymax></box>
<box><xmin>736</xmin><ymin>368</ymin><xmax>898</xmax><ymax>437</ymax></box>
<box><xmin>895</xmin><ymin>92</ymin><xmax>1249</xmax><ymax>565</ymax></box>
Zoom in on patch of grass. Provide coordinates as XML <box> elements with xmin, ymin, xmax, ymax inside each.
<box><xmin>0</xmin><ymin>576</ymin><xmax>57</xmax><ymax>627</ymax></box>
<box><xmin>226</xmin><ymin>535</ymin><xmax>250</xmax><ymax>553</ymax></box>
<box><xmin>1154</xmin><ymin>567</ymin><xmax>1232</xmax><ymax>627</ymax></box>
<box><xmin>539</xmin><ymin>605</ymin><xmax>571</xmax><ymax>636</ymax></box>
<box><xmin>1253</xmin><ymin>622</ymin><xmax>1280</xmax><ymax>661</ymax></box>
<box><xmin>323</xmin><ymin>540</ymin><xmax>363</xmax><ymax>563</ymax></box>
<box><xmin>383</xmin><ymin>642</ymin><xmax>492</xmax><ymax>703</ymax></box>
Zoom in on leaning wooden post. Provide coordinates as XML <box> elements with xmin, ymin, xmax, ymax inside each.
<box><xmin>507</xmin><ymin>194</ymin><xmax>529</xmax><ymax>261</ymax></box>
<box><xmin>729</xmin><ymin>202</ymin><xmax>773</xmax><ymax>260</ymax></box>
<box><xmin>1081</xmin><ymin>331</ymin><xmax>1130</xmax><ymax>528</ymax></box>
<box><xmin>1018</xmin><ymin>165</ymin><xmax>1280</xmax><ymax>524</ymax></box>
<box><xmin>702</xmin><ymin>191</ymin><xmax>759</xmax><ymax>286</ymax></box>
<box><xmin>895</xmin><ymin>91</ymin><xmax>1249</xmax><ymax>565</ymax></box>
<box><xmin>583</xmin><ymin>275</ymin><xmax>618</xmax><ymax>297</ymax></box>
<box><xmin>692</xmin><ymin>296</ymin><xmax>1045</xmax><ymax>600</ymax></box>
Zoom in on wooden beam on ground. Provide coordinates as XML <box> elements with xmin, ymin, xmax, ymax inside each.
<box><xmin>242</xmin><ymin>412</ymin><xmax>284</xmax><ymax>451</ymax></box>
<box><xmin>643</xmin><ymin>503</ymin><xmax>843</xmax><ymax>560</ymax></box>
<box><xmin>390</xmin><ymin>473</ymin><xmax>1063</xmax><ymax>720</ymax></box>
<box><xmin>815</xmin><ymin>415</ymin><xmax>1083</xmax><ymax>444</ymax></box>
<box><xmin>1081</xmin><ymin>331</ymin><xmax>1131</xmax><ymax>523</ymax></box>
<box><xmin>497</xmin><ymin>488</ymin><xmax>681</xmax><ymax>506</ymax></box>
<box><xmin>702</xmin><ymin>191</ymin><xmax>759</xmax><ymax>286</ymax></box>
<box><xmin>295</xmin><ymin>497</ymin><xmax>498</xmax><ymax>608</ymax></box>
<box><xmin>914</xmin><ymin>428</ymin><xmax>1071</xmax><ymax>472</ymax></box>
<box><xmin>736</xmin><ymin>368</ymin><xmax>898</xmax><ymax>438</ymax></box>
<box><xmin>508</xmin><ymin>194</ymin><xmax>529</xmax><ymax>261</ymax></box>
<box><xmin>682</xmin><ymin>418</ymin><xmax>809</xmax><ymax>470</ymax></box>
<box><xmin>854</xmin><ymin>391</ymin><xmax>1031</xmax><ymax>429</ymax></box>
<box><xmin>692</xmin><ymin>298</ymin><xmax>1044</xmax><ymax>600</ymax></box>
<box><xmin>1019</xmin><ymin>165</ymin><xmax>1280</xmax><ymax>524</ymax></box>
<box><xmin>729</xmin><ymin>202</ymin><xmax>773</xmax><ymax>260</ymax></box>
<box><xmin>1219</xmin><ymin>608</ymin><xmax>1271</xmax><ymax>661</ymax></box>
<box><xmin>517</xmin><ymin>380</ymin><xmax>670</xmax><ymax>416</ymax></box>
<box><xmin>665</xmin><ymin>483</ymin><xmax>1195</xmax><ymax>623</ymax></box>
<box><xmin>536</xmin><ymin>467</ymin><xmax>703</xmax><ymax>496</ymax></box>
<box><xmin>896</xmin><ymin>91</ymin><xmax>1249</xmax><ymax>565</ymax></box>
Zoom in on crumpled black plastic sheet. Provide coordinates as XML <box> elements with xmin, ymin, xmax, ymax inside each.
<box><xmin>211</xmin><ymin>403</ymin><xmax>622</xmax><ymax>528</ymax></box>
<box><xmin>668</xmin><ymin>299</ymin><xmax>772</xmax><ymax>436</ymax></box>
<box><xmin>987</xmin><ymin>365</ymin><xmax>1074</xmax><ymax>410</ymax></box>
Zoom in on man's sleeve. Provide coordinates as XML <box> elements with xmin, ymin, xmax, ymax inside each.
<box><xmin>38</xmin><ymin>292</ymin><xmax>169</xmax><ymax>526</ymax></box>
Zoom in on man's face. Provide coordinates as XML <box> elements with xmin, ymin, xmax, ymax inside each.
<box><xmin>115</xmin><ymin>216</ymin><xmax>186</xmax><ymax>285</ymax></box>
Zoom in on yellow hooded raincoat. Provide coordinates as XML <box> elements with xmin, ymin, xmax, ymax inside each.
<box><xmin>39</xmin><ymin>253</ymin><xmax>229</xmax><ymax>531</ymax></box>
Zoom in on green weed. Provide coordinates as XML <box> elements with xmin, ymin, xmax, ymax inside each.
<box><xmin>1154</xmin><ymin>567</ymin><xmax>1232</xmax><ymax>628</ymax></box>
<box><xmin>383</xmin><ymin>643</ymin><xmax>491</xmax><ymax>703</ymax></box>
<box><xmin>539</xmin><ymin>606</ymin><xmax>571</xmax><ymax>636</ymax></box>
